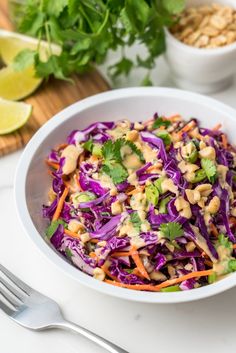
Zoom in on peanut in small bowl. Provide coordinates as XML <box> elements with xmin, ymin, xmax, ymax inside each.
<box><xmin>165</xmin><ymin>0</ymin><xmax>236</xmax><ymax>94</ymax></box>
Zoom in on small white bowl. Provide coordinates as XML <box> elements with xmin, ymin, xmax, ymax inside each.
<box><xmin>165</xmin><ymin>0</ymin><xmax>236</xmax><ymax>94</ymax></box>
<box><xmin>15</xmin><ymin>87</ymin><xmax>236</xmax><ymax>303</ymax></box>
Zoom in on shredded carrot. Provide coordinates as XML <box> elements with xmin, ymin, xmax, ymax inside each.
<box><xmin>47</xmin><ymin>169</ymin><xmax>54</xmax><ymax>177</ymax></box>
<box><xmin>56</xmin><ymin>143</ymin><xmax>68</xmax><ymax>151</ymax></box>
<box><xmin>104</xmin><ymin>279</ymin><xmax>160</xmax><ymax>291</ymax></box>
<box><xmin>143</xmin><ymin>118</ymin><xmax>154</xmax><ymax>127</ymax></box>
<box><xmin>204</xmin><ymin>259</ymin><xmax>213</xmax><ymax>267</ymax></box>
<box><xmin>101</xmin><ymin>265</ymin><xmax>119</xmax><ymax>281</ymax></box>
<box><xmin>146</xmin><ymin>163</ymin><xmax>162</xmax><ymax>173</ymax></box>
<box><xmin>232</xmin><ymin>244</ymin><xmax>236</xmax><ymax>249</ymax></box>
<box><xmin>63</xmin><ymin>180</ymin><xmax>77</xmax><ymax>193</ymax></box>
<box><xmin>189</xmin><ymin>130</ymin><xmax>203</xmax><ymax>141</ymax></box>
<box><xmin>179</xmin><ymin>120</ymin><xmax>196</xmax><ymax>134</ymax></box>
<box><xmin>221</xmin><ymin>134</ymin><xmax>228</xmax><ymax>149</ymax></box>
<box><xmin>131</xmin><ymin>247</ymin><xmax>150</xmax><ymax>280</ymax></box>
<box><xmin>76</xmin><ymin>176</ymin><xmax>83</xmax><ymax>192</ymax></box>
<box><xmin>90</xmin><ymin>238</ymin><xmax>99</xmax><ymax>244</ymax></box>
<box><xmin>89</xmin><ymin>155</ymin><xmax>99</xmax><ymax>163</ymax></box>
<box><xmin>52</xmin><ymin>187</ymin><xmax>69</xmax><ymax>221</ymax></box>
<box><xmin>166</xmin><ymin>114</ymin><xmax>181</xmax><ymax>122</ymax></box>
<box><xmin>127</xmin><ymin>186</ymin><xmax>145</xmax><ymax>196</ymax></box>
<box><xmin>64</xmin><ymin>228</ymin><xmax>81</xmax><ymax>240</ymax></box>
<box><xmin>229</xmin><ymin>217</ymin><xmax>236</xmax><ymax>226</ymax></box>
<box><xmin>154</xmin><ymin>269</ymin><xmax>214</xmax><ymax>290</ymax></box>
<box><xmin>45</xmin><ymin>160</ymin><xmax>59</xmax><ymax>169</ymax></box>
<box><xmin>212</xmin><ymin>123</ymin><xmax>222</xmax><ymax>131</ymax></box>
<box><xmin>111</xmin><ymin>251</ymin><xmax>132</xmax><ymax>257</ymax></box>
<box><xmin>132</xmin><ymin>268</ymin><xmax>146</xmax><ymax>279</ymax></box>
<box><xmin>210</xmin><ymin>223</ymin><xmax>219</xmax><ymax>237</ymax></box>
<box><xmin>105</xmin><ymin>269</ymin><xmax>214</xmax><ymax>291</ymax></box>
<box><xmin>89</xmin><ymin>252</ymin><xmax>98</xmax><ymax>260</ymax></box>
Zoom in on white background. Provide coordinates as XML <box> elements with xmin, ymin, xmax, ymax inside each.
<box><xmin>1</xmin><ymin>55</ymin><xmax>236</xmax><ymax>353</ymax></box>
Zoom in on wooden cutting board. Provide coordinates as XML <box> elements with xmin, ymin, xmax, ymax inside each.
<box><xmin>0</xmin><ymin>0</ymin><xmax>110</xmax><ymax>157</ymax></box>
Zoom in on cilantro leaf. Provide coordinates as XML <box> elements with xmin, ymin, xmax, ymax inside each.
<box><xmin>102</xmin><ymin>162</ymin><xmax>128</xmax><ymax>184</ymax></box>
<box><xmin>130</xmin><ymin>212</ymin><xmax>142</xmax><ymax>232</ymax></box>
<box><xmin>108</xmin><ymin>57</ymin><xmax>133</xmax><ymax>79</ymax></box>
<box><xmin>44</xmin><ymin>0</ymin><xmax>68</xmax><ymax>17</ymax></box>
<box><xmin>152</xmin><ymin>117</ymin><xmax>171</xmax><ymax>129</ymax></box>
<box><xmin>162</xmin><ymin>0</ymin><xmax>186</xmax><ymax>14</ymax></box>
<box><xmin>46</xmin><ymin>219</ymin><xmax>66</xmax><ymax>239</ymax></box>
<box><xmin>101</xmin><ymin>139</ymin><xmax>133</xmax><ymax>183</ymax></box>
<box><xmin>201</xmin><ymin>158</ymin><xmax>217</xmax><ymax>183</ymax></box>
<box><xmin>160</xmin><ymin>222</ymin><xmax>183</xmax><ymax>241</ymax></box>
<box><xmin>141</xmin><ymin>74</ymin><xmax>153</xmax><ymax>86</ymax></box>
<box><xmin>125</xmin><ymin>140</ymin><xmax>145</xmax><ymax>162</ymax></box>
<box><xmin>102</xmin><ymin>140</ymin><xmax>121</xmax><ymax>162</ymax></box>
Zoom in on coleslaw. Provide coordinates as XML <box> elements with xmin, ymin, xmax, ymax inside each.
<box><xmin>43</xmin><ymin>114</ymin><xmax>236</xmax><ymax>292</ymax></box>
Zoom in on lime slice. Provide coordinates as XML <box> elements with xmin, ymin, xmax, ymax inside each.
<box><xmin>0</xmin><ymin>97</ymin><xmax>32</xmax><ymax>135</ymax></box>
<box><xmin>0</xmin><ymin>29</ymin><xmax>61</xmax><ymax>65</ymax></box>
<box><xmin>0</xmin><ymin>64</ymin><xmax>42</xmax><ymax>100</ymax></box>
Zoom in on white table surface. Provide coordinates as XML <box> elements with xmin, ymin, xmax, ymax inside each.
<box><xmin>1</xmin><ymin>55</ymin><xmax>236</xmax><ymax>353</ymax></box>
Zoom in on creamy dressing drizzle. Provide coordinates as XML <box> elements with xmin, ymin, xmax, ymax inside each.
<box><xmin>190</xmin><ymin>225</ymin><xmax>217</xmax><ymax>263</ymax></box>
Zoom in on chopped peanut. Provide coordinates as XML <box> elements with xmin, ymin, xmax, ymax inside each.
<box><xmin>185</xmin><ymin>189</ymin><xmax>201</xmax><ymax>205</ymax></box>
<box><xmin>134</xmin><ymin>122</ymin><xmax>144</xmax><ymax>130</ymax></box>
<box><xmin>111</xmin><ymin>200</ymin><xmax>123</xmax><ymax>215</ymax></box>
<box><xmin>205</xmin><ymin>196</ymin><xmax>220</xmax><ymax>214</ymax></box>
<box><xmin>174</xmin><ymin>196</ymin><xmax>192</xmax><ymax>219</ymax></box>
<box><xmin>126</xmin><ymin>130</ymin><xmax>139</xmax><ymax>141</ymax></box>
<box><xmin>171</xmin><ymin>3</ymin><xmax>236</xmax><ymax>49</ymax></box>
<box><xmin>48</xmin><ymin>187</ymin><xmax>56</xmax><ymax>203</ymax></box>
<box><xmin>161</xmin><ymin>178</ymin><xmax>178</xmax><ymax>195</ymax></box>
<box><xmin>80</xmin><ymin>232</ymin><xmax>90</xmax><ymax>243</ymax></box>
<box><xmin>186</xmin><ymin>241</ymin><xmax>196</xmax><ymax>252</ymax></box>
<box><xmin>93</xmin><ymin>268</ymin><xmax>106</xmax><ymax>281</ymax></box>
<box><xmin>68</xmin><ymin>219</ymin><xmax>84</xmax><ymax>233</ymax></box>
<box><xmin>195</xmin><ymin>184</ymin><xmax>213</xmax><ymax>197</ymax></box>
<box><xmin>198</xmin><ymin>146</ymin><xmax>216</xmax><ymax>160</ymax></box>
<box><xmin>61</xmin><ymin>144</ymin><xmax>82</xmax><ymax>175</ymax></box>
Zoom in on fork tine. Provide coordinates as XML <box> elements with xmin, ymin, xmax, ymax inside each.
<box><xmin>0</xmin><ymin>274</ymin><xmax>25</xmax><ymax>303</ymax></box>
<box><xmin>0</xmin><ymin>295</ymin><xmax>15</xmax><ymax>316</ymax></box>
<box><xmin>0</xmin><ymin>288</ymin><xmax>18</xmax><ymax>311</ymax></box>
<box><xmin>0</xmin><ymin>264</ymin><xmax>30</xmax><ymax>296</ymax></box>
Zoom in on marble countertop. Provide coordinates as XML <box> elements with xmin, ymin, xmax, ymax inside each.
<box><xmin>1</xmin><ymin>57</ymin><xmax>236</xmax><ymax>353</ymax></box>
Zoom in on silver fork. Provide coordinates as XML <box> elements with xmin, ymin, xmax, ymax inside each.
<box><xmin>0</xmin><ymin>264</ymin><xmax>128</xmax><ymax>353</ymax></box>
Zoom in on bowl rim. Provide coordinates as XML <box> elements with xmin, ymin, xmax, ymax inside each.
<box><xmin>14</xmin><ymin>87</ymin><xmax>236</xmax><ymax>304</ymax></box>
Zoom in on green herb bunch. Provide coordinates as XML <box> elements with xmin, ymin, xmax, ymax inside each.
<box><xmin>14</xmin><ymin>0</ymin><xmax>185</xmax><ymax>84</ymax></box>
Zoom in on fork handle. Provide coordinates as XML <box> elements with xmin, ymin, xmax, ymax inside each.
<box><xmin>53</xmin><ymin>320</ymin><xmax>128</xmax><ymax>353</ymax></box>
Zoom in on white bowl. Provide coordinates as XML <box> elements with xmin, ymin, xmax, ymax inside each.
<box><xmin>15</xmin><ymin>87</ymin><xmax>236</xmax><ymax>303</ymax></box>
<box><xmin>165</xmin><ymin>0</ymin><xmax>236</xmax><ymax>94</ymax></box>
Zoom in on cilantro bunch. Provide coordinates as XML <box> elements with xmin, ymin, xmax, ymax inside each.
<box><xmin>14</xmin><ymin>0</ymin><xmax>185</xmax><ymax>84</ymax></box>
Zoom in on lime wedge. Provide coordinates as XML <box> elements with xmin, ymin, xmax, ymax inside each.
<box><xmin>0</xmin><ymin>65</ymin><xmax>42</xmax><ymax>100</ymax></box>
<box><xmin>0</xmin><ymin>29</ymin><xmax>61</xmax><ymax>65</ymax></box>
<box><xmin>0</xmin><ymin>97</ymin><xmax>32</xmax><ymax>135</ymax></box>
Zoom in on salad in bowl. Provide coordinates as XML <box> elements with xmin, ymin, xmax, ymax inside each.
<box><xmin>43</xmin><ymin>113</ymin><xmax>236</xmax><ymax>293</ymax></box>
